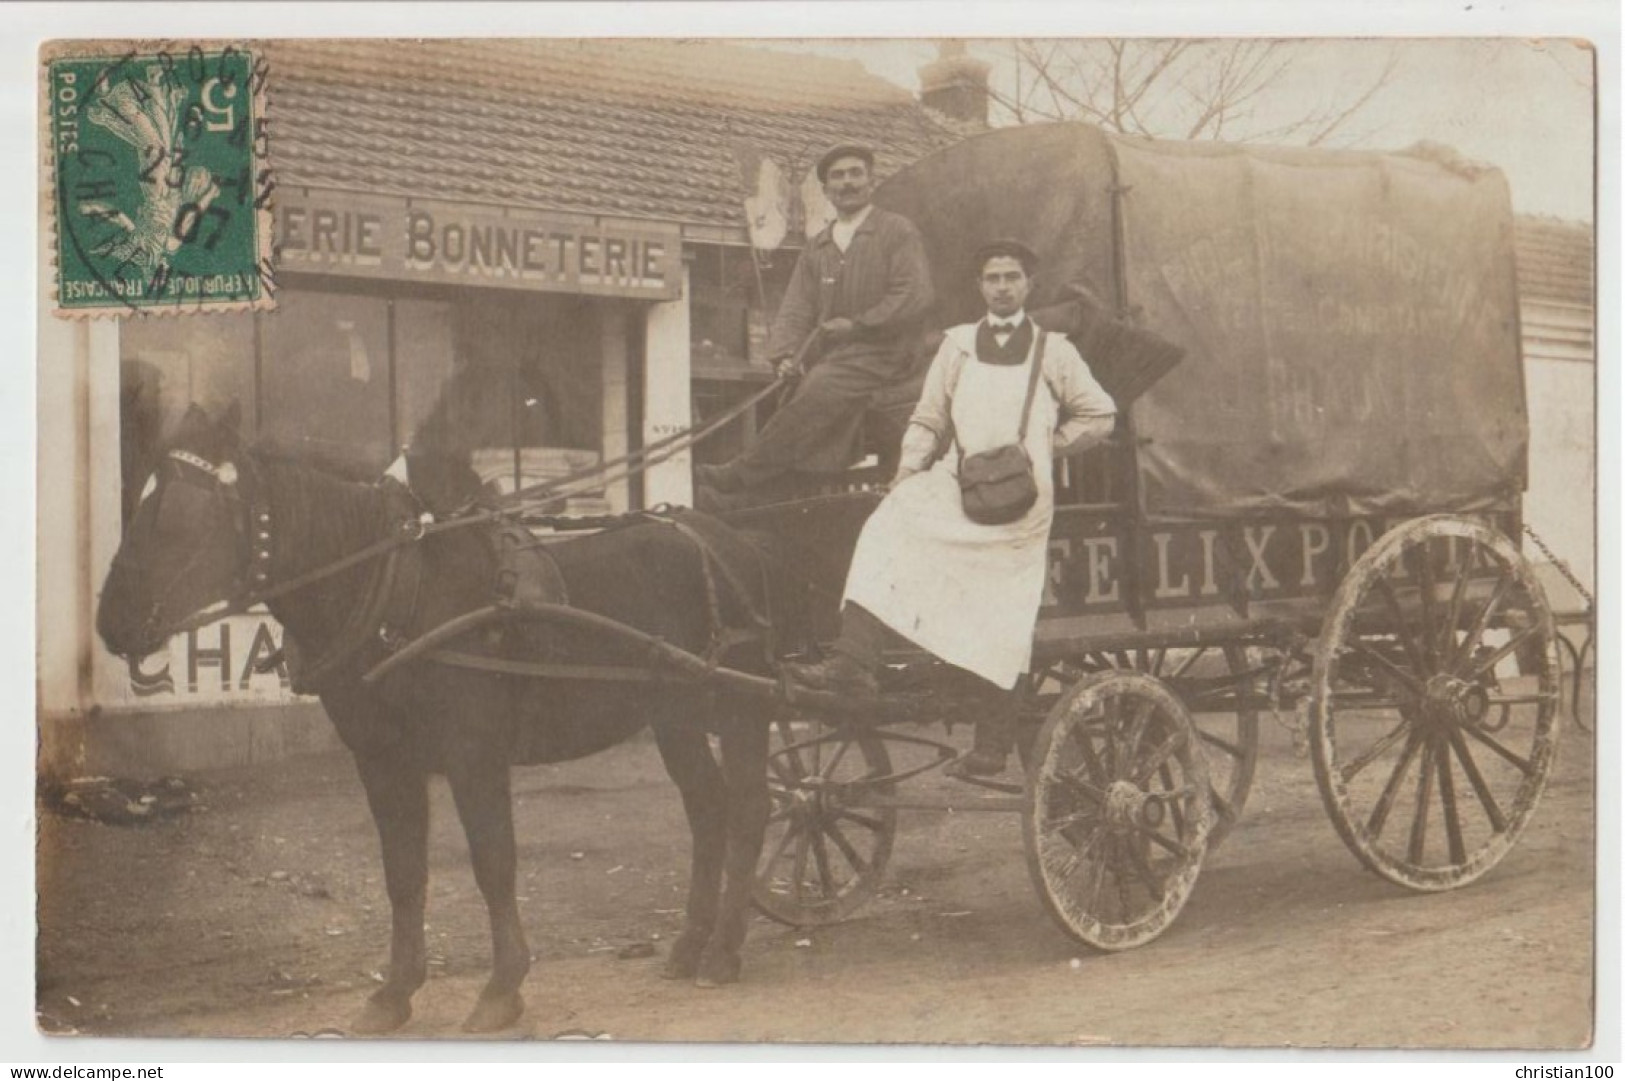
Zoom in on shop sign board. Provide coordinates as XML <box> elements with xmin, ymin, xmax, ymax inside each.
<box><xmin>113</xmin><ymin>609</ymin><xmax>301</xmax><ymax>707</ymax></box>
<box><xmin>1042</xmin><ymin>510</ymin><xmax>1515</xmax><ymax>615</ymax></box>
<box><xmin>275</xmin><ymin>190</ymin><xmax>681</xmax><ymax>300</ymax></box>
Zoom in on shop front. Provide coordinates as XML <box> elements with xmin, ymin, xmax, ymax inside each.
<box><xmin>39</xmin><ymin>187</ymin><xmax>696</xmax><ymax>775</ymax></box>
<box><xmin>37</xmin><ymin>37</ymin><xmax>965</xmax><ymax>776</ymax></box>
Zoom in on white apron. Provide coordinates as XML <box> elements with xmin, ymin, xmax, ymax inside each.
<box><xmin>844</xmin><ymin>343</ymin><xmax>1057</xmax><ymax>689</ymax></box>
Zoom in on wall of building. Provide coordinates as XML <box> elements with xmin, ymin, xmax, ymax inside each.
<box><xmin>1512</xmin><ymin>222</ymin><xmax>1594</xmax><ymax>611</ymax></box>
<box><xmin>37</xmin><ymin>267</ymin><xmax>105</xmax><ymax>724</ymax></box>
<box><xmin>37</xmin><ymin>227</ymin><xmax>700</xmax><ymax>779</ymax></box>
<box><xmin>37</xmin><ymin>255</ymin><xmax>343</xmax><ymax>778</ymax></box>
<box><xmin>1521</xmin><ymin>325</ymin><xmax>1595</xmax><ymax>606</ymax></box>
<box><xmin>643</xmin><ymin>262</ymin><xmax>694</xmax><ymax>508</ymax></box>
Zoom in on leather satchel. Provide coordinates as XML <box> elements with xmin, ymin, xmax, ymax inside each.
<box><xmin>958</xmin><ymin>332</ymin><xmax>1048</xmax><ymax>525</ymax></box>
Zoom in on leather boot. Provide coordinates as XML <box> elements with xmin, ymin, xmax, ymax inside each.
<box><xmin>947</xmin><ymin>689</ymin><xmax>1017</xmax><ymax>778</ymax></box>
<box><xmin>781</xmin><ymin>651</ymin><xmax>879</xmax><ymax>699</ymax></box>
<box><xmin>781</xmin><ymin>603</ymin><xmax>888</xmax><ymax>700</ymax></box>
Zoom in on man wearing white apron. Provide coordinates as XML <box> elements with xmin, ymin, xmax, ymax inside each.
<box><xmin>786</xmin><ymin>240</ymin><xmax>1117</xmax><ymax>777</ymax></box>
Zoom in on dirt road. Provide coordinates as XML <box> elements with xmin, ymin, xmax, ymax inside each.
<box><xmin>36</xmin><ymin>720</ymin><xmax>1594</xmax><ymax>1048</ymax></box>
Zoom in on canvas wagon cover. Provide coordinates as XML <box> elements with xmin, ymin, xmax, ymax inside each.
<box><xmin>876</xmin><ymin>123</ymin><xmax>1527</xmax><ymax>521</ymax></box>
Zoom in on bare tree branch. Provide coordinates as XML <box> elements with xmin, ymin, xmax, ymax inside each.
<box><xmin>1018</xmin><ymin>39</ymin><xmax>1108</xmax><ymax>125</ymax></box>
<box><xmin>1306</xmin><ymin>47</ymin><xmax>1401</xmax><ymax>146</ymax></box>
<box><xmin>1109</xmin><ymin>40</ymin><xmax>1128</xmax><ymax>131</ymax></box>
<box><xmin>1006</xmin><ymin>39</ymin><xmax>1397</xmax><ymax>150</ymax></box>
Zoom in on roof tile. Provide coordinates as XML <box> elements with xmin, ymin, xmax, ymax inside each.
<box><xmin>1515</xmin><ymin>216</ymin><xmax>1594</xmax><ymax>307</ymax></box>
<box><xmin>262</xmin><ymin>39</ymin><xmax>958</xmax><ymax>232</ymax></box>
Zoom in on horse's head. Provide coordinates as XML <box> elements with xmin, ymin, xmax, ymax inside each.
<box><xmin>96</xmin><ymin>402</ymin><xmax>262</xmax><ymax>659</ymax></box>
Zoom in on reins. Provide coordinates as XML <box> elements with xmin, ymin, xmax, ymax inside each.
<box><xmin>488</xmin><ymin>359</ymin><xmax>801</xmax><ymax>516</ymax></box>
<box><xmin>471</xmin><ymin>325</ymin><xmax>820</xmax><ymax>516</ymax></box>
<box><xmin>156</xmin><ymin>329</ymin><xmax>820</xmax><ymax>635</ymax></box>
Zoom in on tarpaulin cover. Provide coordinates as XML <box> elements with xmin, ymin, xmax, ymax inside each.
<box><xmin>876</xmin><ymin>124</ymin><xmax>1124</xmax><ymax>329</ymax></box>
<box><xmin>877</xmin><ymin>123</ymin><xmax>1527</xmax><ymax>521</ymax></box>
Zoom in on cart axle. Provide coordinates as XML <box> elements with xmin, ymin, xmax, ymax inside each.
<box><xmin>1420</xmin><ymin>673</ymin><xmax>1490</xmax><ymax>729</ymax></box>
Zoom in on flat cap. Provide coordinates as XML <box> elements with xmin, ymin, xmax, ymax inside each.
<box><xmin>972</xmin><ymin>238</ymin><xmax>1041</xmax><ymax>274</ymax></box>
<box><xmin>816</xmin><ymin>143</ymin><xmax>875</xmax><ymax>182</ymax></box>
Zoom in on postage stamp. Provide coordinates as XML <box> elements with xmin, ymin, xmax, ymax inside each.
<box><xmin>43</xmin><ymin>41</ymin><xmax>276</xmax><ymax>317</ymax></box>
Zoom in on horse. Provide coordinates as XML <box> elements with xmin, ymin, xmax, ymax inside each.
<box><xmin>95</xmin><ymin>403</ymin><xmax>791</xmax><ymax>1034</ymax></box>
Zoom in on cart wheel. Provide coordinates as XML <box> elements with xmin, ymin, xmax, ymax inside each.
<box><xmin>1310</xmin><ymin>516</ymin><xmax>1561</xmax><ymax>891</ymax></box>
<box><xmin>752</xmin><ymin>715</ymin><xmax>896</xmax><ymax>927</ymax></box>
<box><xmin>1023</xmin><ymin>671</ymin><xmax>1212</xmax><ymax>951</ymax></box>
<box><xmin>1163</xmin><ymin>644</ymin><xmax>1259</xmax><ymax>850</ymax></box>
<box><xmin>1051</xmin><ymin>647</ymin><xmax>1258</xmax><ymax>850</ymax></box>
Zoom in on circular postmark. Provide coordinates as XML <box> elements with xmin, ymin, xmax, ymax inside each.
<box><xmin>47</xmin><ymin>42</ymin><xmax>277</xmax><ymax>317</ymax></box>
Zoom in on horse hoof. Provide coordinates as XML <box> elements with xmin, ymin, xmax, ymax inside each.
<box><xmin>661</xmin><ymin>936</ymin><xmax>707</xmax><ymax>981</ymax></box>
<box><xmin>351</xmin><ymin>996</ymin><xmax>412</xmax><ymax>1035</ymax></box>
<box><xmin>661</xmin><ymin>950</ymin><xmax>704</xmax><ymax>981</ymax></box>
<box><xmin>462</xmin><ymin>991</ymin><xmax>524</xmax><ymax>1034</ymax></box>
<box><xmin>694</xmin><ymin>953</ymin><xmax>741</xmax><ymax>989</ymax></box>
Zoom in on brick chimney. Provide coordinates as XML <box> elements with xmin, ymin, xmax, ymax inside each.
<box><xmin>918</xmin><ymin>41</ymin><xmax>991</xmax><ymax>128</ymax></box>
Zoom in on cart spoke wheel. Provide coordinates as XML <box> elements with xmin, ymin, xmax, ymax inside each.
<box><xmin>1024</xmin><ymin>671</ymin><xmax>1212</xmax><ymax>951</ymax></box>
<box><xmin>1310</xmin><ymin>516</ymin><xmax>1560</xmax><ymax>891</ymax></box>
<box><xmin>1156</xmin><ymin>644</ymin><xmax>1259</xmax><ymax>849</ymax></box>
<box><xmin>1201</xmin><ymin>643</ymin><xmax>1260</xmax><ymax>849</ymax></box>
<box><xmin>752</xmin><ymin>715</ymin><xmax>896</xmax><ymax>927</ymax></box>
<box><xmin>1050</xmin><ymin>645</ymin><xmax>1257</xmax><ymax>851</ymax></box>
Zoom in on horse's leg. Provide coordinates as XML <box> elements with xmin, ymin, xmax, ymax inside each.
<box><xmin>696</xmin><ymin>713</ymin><xmax>771</xmax><ymax>988</ymax></box>
<box><xmin>445</xmin><ymin>757</ymin><xmax>530</xmax><ymax>1033</ymax></box>
<box><xmin>351</xmin><ymin>750</ymin><xmax>430</xmax><ymax>1035</ymax></box>
<box><xmin>653</xmin><ymin>717</ymin><xmax>728</xmax><ymax>981</ymax></box>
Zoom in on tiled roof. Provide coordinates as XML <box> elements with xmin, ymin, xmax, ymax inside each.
<box><xmin>1515</xmin><ymin>216</ymin><xmax>1593</xmax><ymax>307</ymax></box>
<box><xmin>263</xmin><ymin>39</ymin><xmax>961</xmax><ymax>236</ymax></box>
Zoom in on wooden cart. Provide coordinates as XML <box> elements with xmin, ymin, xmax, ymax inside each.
<box><xmin>724</xmin><ymin>123</ymin><xmax>1568</xmax><ymax>950</ymax></box>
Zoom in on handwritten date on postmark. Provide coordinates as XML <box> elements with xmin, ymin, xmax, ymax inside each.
<box><xmin>45</xmin><ymin>42</ymin><xmax>276</xmax><ymax>317</ymax></box>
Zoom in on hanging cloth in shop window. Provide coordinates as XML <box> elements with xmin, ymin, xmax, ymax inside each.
<box><xmin>338</xmin><ymin>319</ymin><xmax>371</xmax><ymax>383</ymax></box>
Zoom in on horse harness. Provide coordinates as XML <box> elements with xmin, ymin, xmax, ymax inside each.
<box><xmin>155</xmin><ymin>447</ymin><xmax>776</xmax><ymax>693</ymax></box>
<box><xmin>243</xmin><ymin>471</ymin><xmax>430</xmax><ymax>695</ymax></box>
<box><xmin>409</xmin><ymin>509</ymin><xmax>776</xmax><ymax>685</ymax></box>
<box><xmin>282</xmin><ymin>482</ymin><xmax>429</xmax><ymax>694</ymax></box>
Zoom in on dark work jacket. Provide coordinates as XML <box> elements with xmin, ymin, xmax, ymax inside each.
<box><xmin>767</xmin><ymin>206</ymin><xmax>934</xmax><ymax>376</ymax></box>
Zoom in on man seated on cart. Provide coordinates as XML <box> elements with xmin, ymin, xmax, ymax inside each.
<box><xmin>785</xmin><ymin>239</ymin><xmax>1118</xmax><ymax>778</ymax></box>
<box><xmin>694</xmin><ymin>143</ymin><xmax>934</xmax><ymax>510</ymax></box>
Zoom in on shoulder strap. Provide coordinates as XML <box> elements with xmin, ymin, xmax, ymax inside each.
<box><xmin>1016</xmin><ymin>332</ymin><xmax>1048</xmax><ymax>441</ymax></box>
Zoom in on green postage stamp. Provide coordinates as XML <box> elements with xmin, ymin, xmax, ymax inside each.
<box><xmin>45</xmin><ymin>42</ymin><xmax>276</xmax><ymax>317</ymax></box>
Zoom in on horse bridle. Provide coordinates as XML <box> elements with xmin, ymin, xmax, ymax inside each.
<box><xmin>134</xmin><ymin>446</ymin><xmax>451</xmax><ymax>650</ymax></box>
<box><xmin>128</xmin><ymin>448</ymin><xmax>275</xmax><ymax>646</ymax></box>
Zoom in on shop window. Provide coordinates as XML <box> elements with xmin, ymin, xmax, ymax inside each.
<box><xmin>118</xmin><ymin>313</ymin><xmax>256</xmax><ymax>524</ymax></box>
<box><xmin>688</xmin><ymin>243</ymin><xmax>794</xmax><ymax>465</ymax></box>
<box><xmin>116</xmin><ymin>281</ymin><xmax>620</xmax><ymax>520</ymax></box>
<box><xmin>688</xmin><ymin>243</ymin><xmax>796</xmax><ymax>371</ymax></box>
<box><xmin>393</xmin><ymin>297</ymin><xmax>456</xmax><ymax>455</ymax></box>
<box><xmin>446</xmin><ymin>294</ymin><xmax>605</xmax><ymax>505</ymax></box>
<box><xmin>258</xmin><ymin>290</ymin><xmax>393</xmax><ymax>479</ymax></box>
